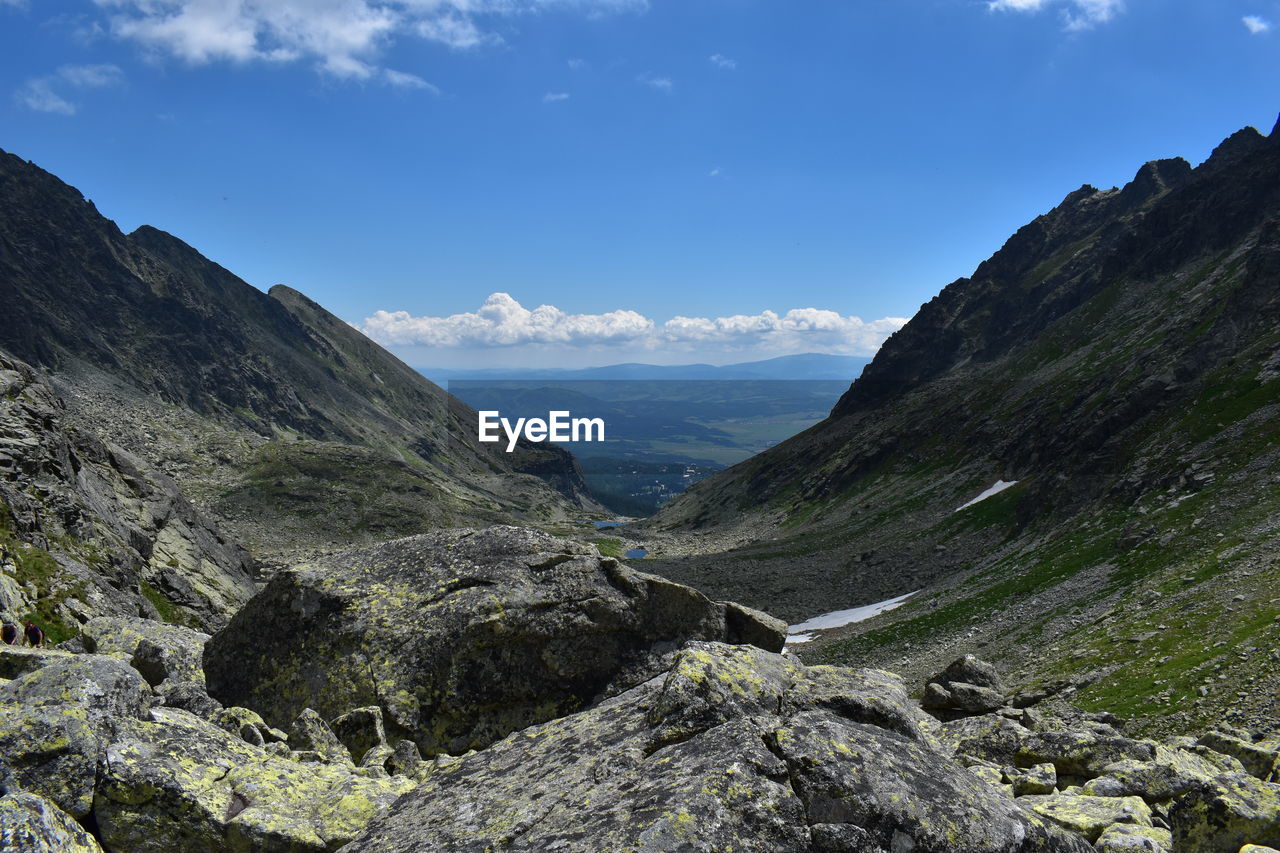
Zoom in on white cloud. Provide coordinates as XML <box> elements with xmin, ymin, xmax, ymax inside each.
<box><xmin>384</xmin><ymin>68</ymin><xmax>439</xmax><ymax>91</ymax></box>
<box><xmin>708</xmin><ymin>167</ymin><xmax>721</xmax><ymax>177</ymax></box>
<box><xmin>359</xmin><ymin>293</ymin><xmax>907</xmax><ymax>356</ymax></box>
<box><xmin>1243</xmin><ymin>14</ymin><xmax>1272</xmax><ymax>33</ymax></box>
<box><xmin>988</xmin><ymin>0</ymin><xmax>1123</xmax><ymax>30</ymax></box>
<box><xmin>567</xmin><ymin>57</ymin><xmax>585</xmax><ymax>70</ymax></box>
<box><xmin>543</xmin><ymin>91</ymin><xmax>570</xmax><ymax>102</ymax></box>
<box><xmin>637</xmin><ymin>72</ymin><xmax>672</xmax><ymax>92</ymax></box>
<box><xmin>15</xmin><ymin>63</ymin><xmax>124</xmax><ymax>115</ymax></box>
<box><xmin>91</xmin><ymin>0</ymin><xmax>646</xmax><ymax>80</ymax></box>
<box><xmin>709</xmin><ymin>53</ymin><xmax>736</xmax><ymax>70</ymax></box>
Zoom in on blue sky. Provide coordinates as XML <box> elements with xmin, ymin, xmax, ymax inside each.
<box><xmin>2</xmin><ymin>0</ymin><xmax>1277</xmax><ymax>368</ymax></box>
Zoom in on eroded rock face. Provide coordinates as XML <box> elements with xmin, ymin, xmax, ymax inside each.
<box><xmin>204</xmin><ymin>526</ymin><xmax>786</xmax><ymax>756</ymax></box>
<box><xmin>340</xmin><ymin>642</ymin><xmax>1094</xmax><ymax>853</ymax></box>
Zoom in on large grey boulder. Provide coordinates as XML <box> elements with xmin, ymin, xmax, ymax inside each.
<box><xmin>204</xmin><ymin>526</ymin><xmax>786</xmax><ymax>756</ymax></box>
<box><xmin>0</xmin><ymin>791</ymin><xmax>104</xmax><ymax>852</ymax></box>
<box><xmin>79</xmin><ymin>616</ymin><xmax>211</xmax><ymax>687</ymax></box>
<box><xmin>340</xmin><ymin>641</ymin><xmax>1094</xmax><ymax>853</ymax></box>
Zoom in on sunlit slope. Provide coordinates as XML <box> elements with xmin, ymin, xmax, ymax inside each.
<box><xmin>642</xmin><ymin>121</ymin><xmax>1280</xmax><ymax>732</ymax></box>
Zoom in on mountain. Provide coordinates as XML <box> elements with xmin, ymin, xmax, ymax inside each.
<box><xmin>639</xmin><ymin>119</ymin><xmax>1280</xmax><ymax>735</ymax></box>
<box><xmin>0</xmin><ymin>147</ymin><xmax>598</xmax><ymax>567</ymax></box>
<box><xmin>418</xmin><ymin>352</ymin><xmax>872</xmax><ymax>383</ymax></box>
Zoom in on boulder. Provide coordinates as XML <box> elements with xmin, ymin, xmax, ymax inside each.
<box><xmin>1007</xmin><ymin>762</ymin><xmax>1057</xmax><ymax>796</ymax></box>
<box><xmin>0</xmin><ymin>654</ymin><xmax>152</xmax><ymax>721</ymax></box>
<box><xmin>330</xmin><ymin>706</ymin><xmax>386</xmax><ymax>765</ymax></box>
<box><xmin>80</xmin><ymin>616</ymin><xmax>210</xmax><ymax>687</ymax></box>
<box><xmin>937</xmin><ymin>713</ymin><xmax>1033</xmax><ymax>765</ymax></box>
<box><xmin>921</xmin><ymin>655</ymin><xmax>1007</xmax><ymax>716</ymax></box>
<box><xmin>1093</xmin><ymin>823</ymin><xmax>1172</xmax><ymax>852</ymax></box>
<box><xmin>1020</xmin><ymin>794</ymin><xmax>1151</xmax><ymax>841</ymax></box>
<box><xmin>1168</xmin><ymin>771</ymin><xmax>1280</xmax><ymax>852</ymax></box>
<box><xmin>0</xmin><ymin>791</ymin><xmax>104</xmax><ymax>853</ymax></box>
<box><xmin>340</xmin><ymin>641</ymin><xmax>1094</xmax><ymax>853</ymax></box>
<box><xmin>1094</xmin><ymin>743</ymin><xmax>1233</xmax><ymax>801</ymax></box>
<box><xmin>1016</xmin><ymin>731</ymin><xmax>1157</xmax><ymax>778</ymax></box>
<box><xmin>290</xmin><ymin>708</ymin><xmax>352</xmax><ymax>766</ymax></box>
<box><xmin>159</xmin><ymin>681</ymin><xmax>222</xmax><ymax>719</ymax></box>
<box><xmin>1198</xmin><ymin>729</ymin><xmax>1280</xmax><ymax>781</ymax></box>
<box><xmin>0</xmin><ymin>703</ymin><xmax>103</xmax><ymax>818</ymax></box>
<box><xmin>204</xmin><ymin>526</ymin><xmax>785</xmax><ymax>756</ymax></box>
<box><xmin>93</xmin><ymin>708</ymin><xmax>415</xmax><ymax>853</ymax></box>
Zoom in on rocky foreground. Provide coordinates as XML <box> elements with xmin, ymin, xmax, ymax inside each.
<box><xmin>0</xmin><ymin>528</ymin><xmax>1278</xmax><ymax>852</ymax></box>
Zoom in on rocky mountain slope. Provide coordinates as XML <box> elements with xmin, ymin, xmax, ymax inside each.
<box><xmin>1</xmin><ymin>350</ymin><xmax>255</xmax><ymax>636</ymax></box>
<box><xmin>0</xmin><ymin>147</ymin><xmax>598</xmax><ymax>565</ymax></box>
<box><xmin>638</xmin><ymin>119</ymin><xmax>1280</xmax><ymax>736</ymax></box>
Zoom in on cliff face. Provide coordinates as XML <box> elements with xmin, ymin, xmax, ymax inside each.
<box><xmin>642</xmin><ymin>121</ymin><xmax>1280</xmax><ymax>735</ymax></box>
<box><xmin>0</xmin><ymin>149</ymin><xmax>598</xmax><ymax>563</ymax></box>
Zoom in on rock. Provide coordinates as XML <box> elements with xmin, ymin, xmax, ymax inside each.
<box><xmin>937</xmin><ymin>713</ymin><xmax>1032</xmax><ymax>765</ymax></box>
<box><xmin>941</xmin><ymin>654</ymin><xmax>1005</xmax><ymax>692</ymax></box>
<box><xmin>80</xmin><ymin>616</ymin><xmax>210</xmax><ymax>687</ymax></box>
<box><xmin>1094</xmin><ymin>743</ymin><xmax>1233</xmax><ymax>801</ymax></box>
<box><xmin>1016</xmin><ymin>731</ymin><xmax>1157</xmax><ymax>778</ymax></box>
<box><xmin>289</xmin><ymin>708</ymin><xmax>351</xmax><ymax>766</ymax></box>
<box><xmin>1022</xmin><ymin>794</ymin><xmax>1152</xmax><ymax>841</ymax></box>
<box><xmin>0</xmin><ymin>791</ymin><xmax>104</xmax><ymax>852</ymax></box>
<box><xmin>0</xmin><ymin>703</ymin><xmax>103</xmax><ymax>818</ymax></box>
<box><xmin>1007</xmin><ymin>762</ymin><xmax>1057</xmax><ymax>796</ymax></box>
<box><xmin>1198</xmin><ymin>730</ymin><xmax>1280</xmax><ymax>781</ymax></box>
<box><xmin>158</xmin><ymin>681</ymin><xmax>222</xmax><ymax>719</ymax></box>
<box><xmin>1240</xmin><ymin>846</ymin><xmax>1280</xmax><ymax>853</ymax></box>
<box><xmin>93</xmin><ymin>708</ymin><xmax>415</xmax><ymax>853</ymax></box>
<box><xmin>0</xmin><ymin>654</ymin><xmax>152</xmax><ymax>721</ymax></box>
<box><xmin>212</xmin><ymin>706</ymin><xmax>272</xmax><ymax>747</ymax></box>
<box><xmin>721</xmin><ymin>601</ymin><xmax>787</xmax><ymax>650</ymax></box>
<box><xmin>0</xmin><ymin>646</ymin><xmax>71</xmax><ymax>681</ymax></box>
<box><xmin>1168</xmin><ymin>771</ymin><xmax>1280</xmax><ymax>852</ymax></box>
<box><xmin>331</xmin><ymin>706</ymin><xmax>387</xmax><ymax>765</ymax></box>
<box><xmin>340</xmin><ymin>641</ymin><xmax>1094</xmax><ymax>853</ymax></box>
<box><xmin>921</xmin><ymin>655</ymin><xmax>1007</xmax><ymax>716</ymax></box>
<box><xmin>204</xmin><ymin>526</ymin><xmax>784</xmax><ymax>756</ymax></box>
<box><xmin>1094</xmin><ymin>822</ymin><xmax>1172</xmax><ymax>852</ymax></box>
<box><xmin>386</xmin><ymin>740</ymin><xmax>422</xmax><ymax>777</ymax></box>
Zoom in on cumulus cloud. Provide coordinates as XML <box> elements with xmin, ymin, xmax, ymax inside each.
<box><xmin>15</xmin><ymin>63</ymin><xmax>124</xmax><ymax>115</ymax></box>
<box><xmin>709</xmin><ymin>53</ymin><xmax>736</xmax><ymax>69</ymax></box>
<box><xmin>359</xmin><ymin>293</ymin><xmax>907</xmax><ymax>356</ymax></box>
<box><xmin>1243</xmin><ymin>14</ymin><xmax>1272</xmax><ymax>33</ymax></box>
<box><xmin>988</xmin><ymin>0</ymin><xmax>1123</xmax><ymax>30</ymax></box>
<box><xmin>543</xmin><ymin>91</ymin><xmax>570</xmax><ymax>102</ymax></box>
<box><xmin>91</xmin><ymin>0</ymin><xmax>646</xmax><ymax>80</ymax></box>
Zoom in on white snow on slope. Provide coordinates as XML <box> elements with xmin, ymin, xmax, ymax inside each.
<box><xmin>953</xmin><ymin>480</ymin><xmax>1019</xmax><ymax>513</ymax></box>
<box><xmin>786</xmin><ymin>590</ymin><xmax>919</xmax><ymax>645</ymax></box>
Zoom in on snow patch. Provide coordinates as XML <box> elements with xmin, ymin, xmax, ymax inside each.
<box><xmin>953</xmin><ymin>480</ymin><xmax>1018</xmax><ymax>513</ymax></box>
<box><xmin>785</xmin><ymin>590</ymin><xmax>918</xmax><ymax>645</ymax></box>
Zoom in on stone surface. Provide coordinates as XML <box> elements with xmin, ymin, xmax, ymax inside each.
<box><xmin>0</xmin><ymin>654</ymin><xmax>152</xmax><ymax>721</ymax></box>
<box><xmin>79</xmin><ymin>616</ymin><xmax>210</xmax><ymax>686</ymax></box>
<box><xmin>290</xmin><ymin>708</ymin><xmax>352</xmax><ymax>766</ymax></box>
<box><xmin>205</xmin><ymin>526</ymin><xmax>786</xmax><ymax>756</ymax></box>
<box><xmin>1021</xmin><ymin>794</ymin><xmax>1151</xmax><ymax>842</ymax></box>
<box><xmin>340</xmin><ymin>641</ymin><xmax>1094</xmax><ymax>853</ymax></box>
<box><xmin>94</xmin><ymin>708</ymin><xmax>415</xmax><ymax>853</ymax></box>
<box><xmin>1168</xmin><ymin>771</ymin><xmax>1280</xmax><ymax>852</ymax></box>
<box><xmin>0</xmin><ymin>791</ymin><xmax>104</xmax><ymax>853</ymax></box>
<box><xmin>331</xmin><ymin>707</ymin><xmax>386</xmax><ymax>765</ymax></box>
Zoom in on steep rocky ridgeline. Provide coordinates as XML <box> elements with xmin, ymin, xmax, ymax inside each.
<box><xmin>203</xmin><ymin>526</ymin><xmax>785</xmax><ymax>757</ymax></box>
<box><xmin>637</xmin><ymin>120</ymin><xmax>1280</xmax><ymax>736</ymax></box>
<box><xmin>0</xmin><ymin>350</ymin><xmax>255</xmax><ymax>636</ymax></box>
<box><xmin>0</xmin><ymin>147</ymin><xmax>599</xmax><ymax>567</ymax></box>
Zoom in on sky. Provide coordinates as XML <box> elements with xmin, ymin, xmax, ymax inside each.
<box><xmin>1</xmin><ymin>0</ymin><xmax>1277</xmax><ymax>368</ymax></box>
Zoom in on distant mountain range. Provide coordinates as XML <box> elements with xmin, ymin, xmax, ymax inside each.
<box><xmin>418</xmin><ymin>353</ymin><xmax>872</xmax><ymax>384</ymax></box>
